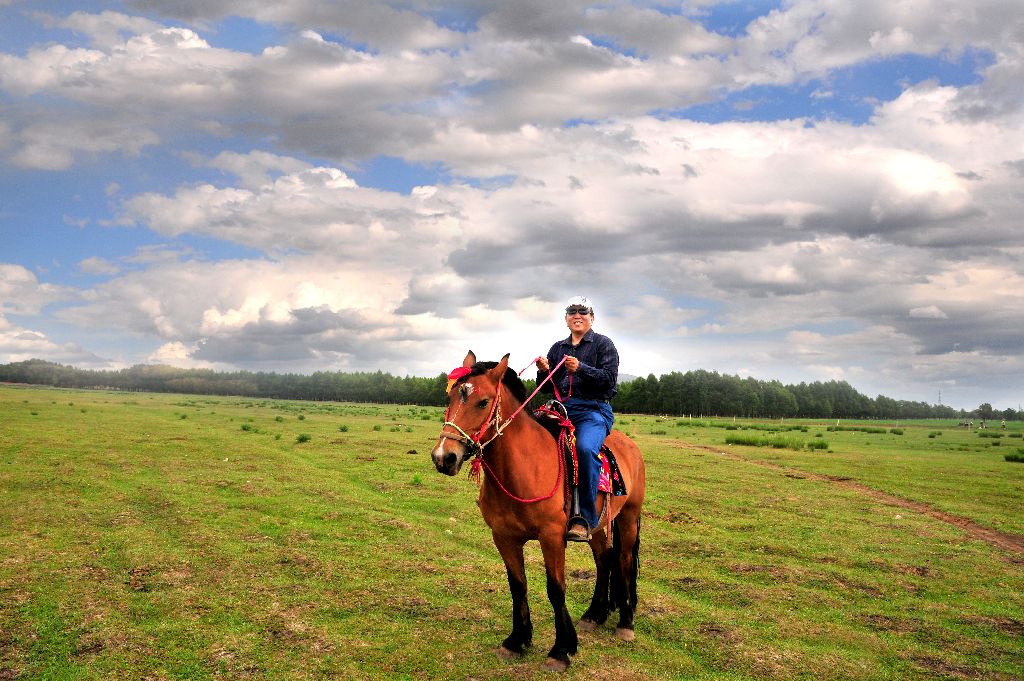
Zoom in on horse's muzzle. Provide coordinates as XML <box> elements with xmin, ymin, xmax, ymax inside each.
<box><xmin>431</xmin><ymin>440</ymin><xmax>467</xmax><ymax>476</ymax></box>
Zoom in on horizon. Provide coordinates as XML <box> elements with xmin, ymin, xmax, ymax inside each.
<box><xmin>3</xmin><ymin>355</ymin><xmax>1016</xmax><ymax>413</ymax></box>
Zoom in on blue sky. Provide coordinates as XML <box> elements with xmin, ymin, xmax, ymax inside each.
<box><xmin>1</xmin><ymin>0</ymin><xmax>1023</xmax><ymax>410</ymax></box>
<box><xmin>681</xmin><ymin>49</ymin><xmax>993</xmax><ymax>124</ymax></box>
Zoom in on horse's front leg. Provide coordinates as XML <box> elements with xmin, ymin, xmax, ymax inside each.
<box><xmin>493</xmin><ymin>535</ymin><xmax>532</xmax><ymax>657</ymax></box>
<box><xmin>539</xmin><ymin>530</ymin><xmax>578</xmax><ymax>671</ymax></box>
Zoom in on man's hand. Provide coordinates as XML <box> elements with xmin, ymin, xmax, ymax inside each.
<box><xmin>536</xmin><ymin>357</ymin><xmax>550</xmax><ymax>372</ymax></box>
<box><xmin>564</xmin><ymin>355</ymin><xmax>580</xmax><ymax>373</ymax></box>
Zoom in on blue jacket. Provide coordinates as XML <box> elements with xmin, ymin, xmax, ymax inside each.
<box><xmin>538</xmin><ymin>329</ymin><xmax>619</xmax><ymax>401</ymax></box>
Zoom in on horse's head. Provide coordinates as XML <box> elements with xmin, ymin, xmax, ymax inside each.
<box><xmin>431</xmin><ymin>350</ymin><xmax>510</xmax><ymax>476</ymax></box>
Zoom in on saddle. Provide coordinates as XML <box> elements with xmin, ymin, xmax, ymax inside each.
<box><xmin>533</xmin><ymin>400</ymin><xmax>627</xmax><ymax>497</ymax></box>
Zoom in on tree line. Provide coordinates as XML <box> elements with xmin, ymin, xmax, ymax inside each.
<box><xmin>1</xmin><ymin>359</ymin><xmax>1017</xmax><ymax>421</ymax></box>
<box><xmin>0</xmin><ymin>360</ymin><xmax>449</xmax><ymax>406</ymax></box>
<box><xmin>612</xmin><ymin>370</ymin><xmax>1017</xmax><ymax>421</ymax></box>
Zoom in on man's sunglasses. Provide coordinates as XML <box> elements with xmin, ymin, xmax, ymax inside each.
<box><xmin>565</xmin><ymin>306</ymin><xmax>593</xmax><ymax>315</ymax></box>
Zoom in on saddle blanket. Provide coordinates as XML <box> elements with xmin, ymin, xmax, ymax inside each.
<box><xmin>533</xmin><ymin>400</ymin><xmax>627</xmax><ymax>496</ymax></box>
<box><xmin>599</xmin><ymin>445</ymin><xmax>628</xmax><ymax>496</ymax></box>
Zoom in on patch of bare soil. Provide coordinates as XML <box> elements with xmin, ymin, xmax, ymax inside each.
<box><xmin>860</xmin><ymin>613</ymin><xmax>920</xmax><ymax>635</ymax></box>
<box><xmin>697</xmin><ymin>621</ymin><xmax>741</xmax><ymax>643</ymax></box>
<box><xmin>675</xmin><ymin>443</ymin><xmax>1024</xmax><ymax>560</ymax></box>
<box><xmin>913</xmin><ymin>656</ymin><xmax>1018</xmax><ymax>680</ymax></box>
<box><xmin>961</xmin><ymin>615</ymin><xmax>1024</xmax><ymax>636</ymax></box>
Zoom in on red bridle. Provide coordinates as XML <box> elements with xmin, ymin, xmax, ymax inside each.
<box><xmin>438</xmin><ymin>356</ymin><xmax>567</xmax><ymax>503</ymax></box>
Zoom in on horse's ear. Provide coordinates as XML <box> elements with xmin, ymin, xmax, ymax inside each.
<box><xmin>462</xmin><ymin>350</ymin><xmax>476</xmax><ymax>368</ymax></box>
<box><xmin>492</xmin><ymin>353</ymin><xmax>510</xmax><ymax>377</ymax></box>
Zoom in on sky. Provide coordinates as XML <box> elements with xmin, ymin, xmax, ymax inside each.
<box><xmin>1</xmin><ymin>0</ymin><xmax>1022</xmax><ymax>411</ymax></box>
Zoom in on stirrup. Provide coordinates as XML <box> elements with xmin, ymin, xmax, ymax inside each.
<box><xmin>565</xmin><ymin>517</ymin><xmax>591</xmax><ymax>542</ymax></box>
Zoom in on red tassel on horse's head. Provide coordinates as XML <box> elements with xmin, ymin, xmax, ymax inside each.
<box><xmin>446</xmin><ymin>366</ymin><xmax>472</xmax><ymax>394</ymax></box>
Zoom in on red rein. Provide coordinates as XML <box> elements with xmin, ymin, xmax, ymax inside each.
<box><xmin>472</xmin><ymin>440</ymin><xmax>564</xmax><ymax>503</ymax></box>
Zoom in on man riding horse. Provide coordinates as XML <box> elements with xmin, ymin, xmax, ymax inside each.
<box><xmin>535</xmin><ymin>296</ymin><xmax>619</xmax><ymax>542</ymax></box>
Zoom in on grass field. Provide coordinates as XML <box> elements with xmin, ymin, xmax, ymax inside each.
<box><xmin>1</xmin><ymin>385</ymin><xmax>1022</xmax><ymax>679</ymax></box>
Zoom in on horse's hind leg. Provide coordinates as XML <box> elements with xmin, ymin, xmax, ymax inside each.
<box><xmin>611</xmin><ymin>513</ymin><xmax>641</xmax><ymax>641</ymax></box>
<box><xmin>579</xmin><ymin>540</ymin><xmax>613</xmax><ymax>631</ymax></box>
<box><xmin>539</xmin><ymin>531</ymin><xmax>578</xmax><ymax>671</ymax></box>
<box><xmin>494</xmin><ymin>537</ymin><xmax>532</xmax><ymax>657</ymax></box>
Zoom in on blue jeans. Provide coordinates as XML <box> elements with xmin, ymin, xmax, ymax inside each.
<box><xmin>564</xmin><ymin>398</ymin><xmax>614</xmax><ymax>529</ymax></box>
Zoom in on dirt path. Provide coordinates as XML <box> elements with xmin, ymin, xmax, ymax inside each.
<box><xmin>676</xmin><ymin>442</ymin><xmax>1024</xmax><ymax>560</ymax></box>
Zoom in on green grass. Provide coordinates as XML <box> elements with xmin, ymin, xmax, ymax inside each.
<box><xmin>712</xmin><ymin>419</ymin><xmax>1024</xmax><ymax>538</ymax></box>
<box><xmin>724</xmin><ymin>434</ymin><xmax>805</xmax><ymax>450</ymax></box>
<box><xmin>827</xmin><ymin>425</ymin><xmax>888</xmax><ymax>434</ymax></box>
<box><xmin>1</xmin><ymin>386</ymin><xmax>1022</xmax><ymax>679</ymax></box>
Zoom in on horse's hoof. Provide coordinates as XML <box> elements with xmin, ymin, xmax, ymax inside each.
<box><xmin>615</xmin><ymin>627</ymin><xmax>635</xmax><ymax>642</ymax></box>
<box><xmin>497</xmin><ymin>646</ymin><xmax>522</xmax><ymax>659</ymax></box>
<box><xmin>543</xmin><ymin>656</ymin><xmax>570</xmax><ymax>672</ymax></box>
<box><xmin>577</xmin><ymin>618</ymin><xmax>599</xmax><ymax>632</ymax></box>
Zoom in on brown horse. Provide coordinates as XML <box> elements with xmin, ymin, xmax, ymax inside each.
<box><xmin>431</xmin><ymin>351</ymin><xmax>646</xmax><ymax>672</ymax></box>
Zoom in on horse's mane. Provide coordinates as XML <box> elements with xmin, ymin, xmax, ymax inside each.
<box><xmin>469</xmin><ymin>361</ymin><xmax>531</xmax><ymax>410</ymax></box>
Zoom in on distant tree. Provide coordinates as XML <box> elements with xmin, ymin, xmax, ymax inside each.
<box><xmin>657</xmin><ymin>372</ymin><xmax>687</xmax><ymax>416</ymax></box>
<box><xmin>762</xmin><ymin>381</ymin><xmax>798</xmax><ymax>418</ymax></box>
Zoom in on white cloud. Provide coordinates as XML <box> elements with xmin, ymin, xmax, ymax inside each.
<box><xmin>120</xmin><ymin>159</ymin><xmax>460</xmax><ymax>264</ymax></box>
<box><xmin>0</xmin><ymin>44</ymin><xmax>105</xmax><ymax>95</ymax></box>
<box><xmin>52</xmin><ymin>10</ymin><xmax>165</xmax><ymax>49</ymax></box>
<box><xmin>78</xmin><ymin>257</ymin><xmax>120</xmax><ymax>276</ymax></box>
<box><xmin>53</xmin><ymin>255</ymin><xmax>426</xmax><ymax>369</ymax></box>
<box><xmin>132</xmin><ymin>0</ymin><xmax>466</xmax><ymax>52</ymax></box>
<box><xmin>582</xmin><ymin>5</ymin><xmax>732</xmax><ymax>58</ymax></box>
<box><xmin>148</xmin><ymin>340</ymin><xmax>217</xmax><ymax>368</ymax></box>
<box><xmin>909</xmin><ymin>305</ymin><xmax>949</xmax><ymax>319</ymax></box>
<box><xmin>0</xmin><ymin>21</ymin><xmax>457</xmax><ymax>162</ymax></box>
<box><xmin>10</xmin><ymin>118</ymin><xmax>159</xmax><ymax>170</ymax></box>
<box><xmin>0</xmin><ymin>264</ymin><xmax>73</xmax><ymax>314</ymax></box>
<box><xmin>1</xmin><ymin>2</ymin><xmax>1019</xmax><ymax>171</ymax></box>
<box><xmin>206</xmin><ymin>150</ymin><xmax>312</xmax><ymax>189</ymax></box>
<box><xmin>732</xmin><ymin>0</ymin><xmax>1023</xmax><ymax>86</ymax></box>
<box><xmin>0</xmin><ymin>314</ymin><xmax>110</xmax><ymax>367</ymax></box>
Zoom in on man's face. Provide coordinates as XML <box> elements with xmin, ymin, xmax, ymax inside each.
<box><xmin>565</xmin><ymin>307</ymin><xmax>594</xmax><ymax>335</ymax></box>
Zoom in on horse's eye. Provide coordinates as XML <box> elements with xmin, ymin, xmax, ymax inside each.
<box><xmin>477</xmin><ymin>399</ymin><xmax>489</xmax><ymax>409</ymax></box>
